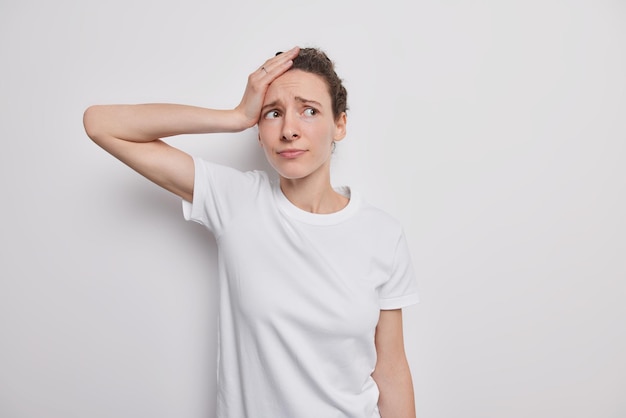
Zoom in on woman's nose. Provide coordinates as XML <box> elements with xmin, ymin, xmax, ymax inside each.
<box><xmin>281</xmin><ymin>114</ymin><xmax>300</xmax><ymax>141</ymax></box>
<box><xmin>282</xmin><ymin>130</ymin><xmax>299</xmax><ymax>141</ymax></box>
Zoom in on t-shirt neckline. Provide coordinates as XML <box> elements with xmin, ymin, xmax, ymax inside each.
<box><xmin>273</xmin><ymin>182</ymin><xmax>360</xmax><ymax>226</ymax></box>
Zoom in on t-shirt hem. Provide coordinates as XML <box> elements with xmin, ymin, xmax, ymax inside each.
<box><xmin>182</xmin><ymin>199</ymin><xmax>193</xmax><ymax>220</ymax></box>
<box><xmin>181</xmin><ymin>156</ymin><xmax>202</xmax><ymax>224</ymax></box>
<box><xmin>379</xmin><ymin>293</ymin><xmax>420</xmax><ymax>310</ymax></box>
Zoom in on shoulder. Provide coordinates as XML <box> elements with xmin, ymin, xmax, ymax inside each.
<box><xmin>354</xmin><ymin>192</ymin><xmax>405</xmax><ymax>233</ymax></box>
<box><xmin>193</xmin><ymin>156</ymin><xmax>272</xmax><ymax>190</ymax></box>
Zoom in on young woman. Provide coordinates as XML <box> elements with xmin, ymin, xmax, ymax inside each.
<box><xmin>83</xmin><ymin>46</ymin><xmax>419</xmax><ymax>418</ymax></box>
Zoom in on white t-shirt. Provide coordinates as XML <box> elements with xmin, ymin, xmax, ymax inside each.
<box><xmin>183</xmin><ymin>157</ymin><xmax>419</xmax><ymax>418</ymax></box>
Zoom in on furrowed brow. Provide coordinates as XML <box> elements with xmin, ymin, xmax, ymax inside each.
<box><xmin>295</xmin><ymin>96</ymin><xmax>322</xmax><ymax>107</ymax></box>
<box><xmin>261</xmin><ymin>100</ymin><xmax>279</xmax><ymax>113</ymax></box>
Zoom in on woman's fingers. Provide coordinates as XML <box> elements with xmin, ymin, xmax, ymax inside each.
<box><xmin>236</xmin><ymin>46</ymin><xmax>300</xmax><ymax>126</ymax></box>
<box><xmin>256</xmin><ymin>46</ymin><xmax>299</xmax><ymax>78</ymax></box>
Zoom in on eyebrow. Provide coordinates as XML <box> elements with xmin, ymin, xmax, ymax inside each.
<box><xmin>294</xmin><ymin>96</ymin><xmax>322</xmax><ymax>107</ymax></box>
<box><xmin>261</xmin><ymin>96</ymin><xmax>323</xmax><ymax>113</ymax></box>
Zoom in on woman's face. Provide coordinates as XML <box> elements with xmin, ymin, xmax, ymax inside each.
<box><xmin>257</xmin><ymin>69</ymin><xmax>346</xmax><ymax>182</ymax></box>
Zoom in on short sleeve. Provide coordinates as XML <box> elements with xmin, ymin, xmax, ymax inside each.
<box><xmin>182</xmin><ymin>156</ymin><xmax>267</xmax><ymax>236</ymax></box>
<box><xmin>378</xmin><ymin>231</ymin><xmax>420</xmax><ymax>310</ymax></box>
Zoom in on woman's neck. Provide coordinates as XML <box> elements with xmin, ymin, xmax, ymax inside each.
<box><xmin>279</xmin><ymin>176</ymin><xmax>349</xmax><ymax>214</ymax></box>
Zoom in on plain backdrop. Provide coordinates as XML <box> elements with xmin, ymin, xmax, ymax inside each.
<box><xmin>1</xmin><ymin>1</ymin><xmax>625</xmax><ymax>417</ymax></box>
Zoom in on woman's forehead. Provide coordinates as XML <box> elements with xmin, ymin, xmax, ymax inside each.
<box><xmin>265</xmin><ymin>70</ymin><xmax>330</xmax><ymax>105</ymax></box>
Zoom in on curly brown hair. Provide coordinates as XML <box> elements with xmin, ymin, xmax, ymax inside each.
<box><xmin>284</xmin><ymin>47</ymin><xmax>348</xmax><ymax>120</ymax></box>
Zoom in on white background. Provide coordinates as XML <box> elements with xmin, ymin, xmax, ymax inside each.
<box><xmin>1</xmin><ymin>1</ymin><xmax>625</xmax><ymax>417</ymax></box>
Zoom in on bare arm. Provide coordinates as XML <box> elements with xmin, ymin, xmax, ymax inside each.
<box><xmin>83</xmin><ymin>105</ymin><xmax>244</xmax><ymax>202</ymax></box>
<box><xmin>372</xmin><ymin>309</ymin><xmax>416</xmax><ymax>418</ymax></box>
<box><xmin>82</xmin><ymin>47</ymin><xmax>300</xmax><ymax>201</ymax></box>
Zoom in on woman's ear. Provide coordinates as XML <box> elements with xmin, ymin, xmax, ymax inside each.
<box><xmin>333</xmin><ymin>112</ymin><xmax>347</xmax><ymax>142</ymax></box>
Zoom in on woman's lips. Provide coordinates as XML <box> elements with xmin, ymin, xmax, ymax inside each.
<box><xmin>278</xmin><ymin>149</ymin><xmax>307</xmax><ymax>159</ymax></box>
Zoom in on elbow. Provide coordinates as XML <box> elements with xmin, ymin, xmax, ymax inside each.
<box><xmin>82</xmin><ymin>105</ymin><xmax>105</xmax><ymax>143</ymax></box>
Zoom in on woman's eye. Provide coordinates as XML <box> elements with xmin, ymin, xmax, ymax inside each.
<box><xmin>303</xmin><ymin>108</ymin><xmax>317</xmax><ymax>117</ymax></box>
<box><xmin>264</xmin><ymin>110</ymin><xmax>280</xmax><ymax>119</ymax></box>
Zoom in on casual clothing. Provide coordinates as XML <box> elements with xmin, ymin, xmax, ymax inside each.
<box><xmin>182</xmin><ymin>157</ymin><xmax>419</xmax><ymax>418</ymax></box>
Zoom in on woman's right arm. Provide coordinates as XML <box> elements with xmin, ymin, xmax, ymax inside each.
<box><xmin>83</xmin><ymin>104</ymin><xmax>249</xmax><ymax>202</ymax></box>
<box><xmin>82</xmin><ymin>46</ymin><xmax>299</xmax><ymax>202</ymax></box>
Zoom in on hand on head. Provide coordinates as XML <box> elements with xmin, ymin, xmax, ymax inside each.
<box><xmin>235</xmin><ymin>46</ymin><xmax>300</xmax><ymax>128</ymax></box>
